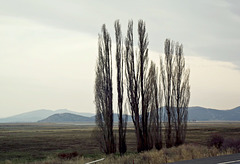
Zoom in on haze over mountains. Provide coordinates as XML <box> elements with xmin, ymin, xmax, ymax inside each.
<box><xmin>0</xmin><ymin>109</ymin><xmax>94</xmax><ymax>123</ymax></box>
<box><xmin>0</xmin><ymin>106</ymin><xmax>240</xmax><ymax>123</ymax></box>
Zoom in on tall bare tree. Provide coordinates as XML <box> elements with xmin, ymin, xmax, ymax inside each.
<box><xmin>145</xmin><ymin>61</ymin><xmax>163</xmax><ymax>150</ymax></box>
<box><xmin>114</xmin><ymin>20</ymin><xmax>127</xmax><ymax>155</ymax></box>
<box><xmin>125</xmin><ymin>20</ymin><xmax>142</xmax><ymax>152</ymax></box>
<box><xmin>138</xmin><ymin>20</ymin><xmax>151</xmax><ymax>151</ymax></box>
<box><xmin>172</xmin><ymin>43</ymin><xmax>190</xmax><ymax>146</ymax></box>
<box><xmin>125</xmin><ymin>20</ymin><xmax>153</xmax><ymax>152</ymax></box>
<box><xmin>161</xmin><ymin>39</ymin><xmax>190</xmax><ymax>148</ymax></box>
<box><xmin>156</xmin><ymin>69</ymin><xmax>164</xmax><ymax>150</ymax></box>
<box><xmin>95</xmin><ymin>24</ymin><xmax>116</xmax><ymax>154</ymax></box>
<box><xmin>160</xmin><ymin>39</ymin><xmax>175</xmax><ymax>148</ymax></box>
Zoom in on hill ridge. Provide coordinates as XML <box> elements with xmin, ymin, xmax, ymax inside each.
<box><xmin>1</xmin><ymin>106</ymin><xmax>240</xmax><ymax>123</ymax></box>
<box><xmin>38</xmin><ymin>113</ymin><xmax>94</xmax><ymax>123</ymax></box>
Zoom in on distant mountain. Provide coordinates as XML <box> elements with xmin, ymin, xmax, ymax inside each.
<box><xmin>0</xmin><ymin>109</ymin><xmax>94</xmax><ymax>123</ymax></box>
<box><xmin>188</xmin><ymin>106</ymin><xmax>240</xmax><ymax>121</ymax></box>
<box><xmin>1</xmin><ymin>106</ymin><xmax>240</xmax><ymax>123</ymax></box>
<box><xmin>38</xmin><ymin>113</ymin><xmax>94</xmax><ymax>123</ymax></box>
<box><xmin>117</xmin><ymin>113</ymin><xmax>131</xmax><ymax>122</ymax></box>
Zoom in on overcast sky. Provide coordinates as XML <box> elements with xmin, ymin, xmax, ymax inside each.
<box><xmin>0</xmin><ymin>0</ymin><xmax>240</xmax><ymax>117</ymax></box>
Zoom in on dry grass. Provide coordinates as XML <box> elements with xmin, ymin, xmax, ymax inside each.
<box><xmin>26</xmin><ymin>144</ymin><xmax>236</xmax><ymax>164</ymax></box>
<box><xmin>100</xmin><ymin>144</ymin><xmax>235</xmax><ymax>164</ymax></box>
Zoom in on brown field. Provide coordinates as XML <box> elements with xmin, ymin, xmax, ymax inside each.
<box><xmin>0</xmin><ymin>122</ymin><xmax>240</xmax><ymax>163</ymax></box>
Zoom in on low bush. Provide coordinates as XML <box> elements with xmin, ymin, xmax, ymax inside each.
<box><xmin>58</xmin><ymin>151</ymin><xmax>79</xmax><ymax>160</ymax></box>
<box><xmin>222</xmin><ymin>138</ymin><xmax>240</xmax><ymax>153</ymax></box>
<box><xmin>207</xmin><ymin>133</ymin><xmax>224</xmax><ymax>149</ymax></box>
<box><xmin>207</xmin><ymin>134</ymin><xmax>240</xmax><ymax>153</ymax></box>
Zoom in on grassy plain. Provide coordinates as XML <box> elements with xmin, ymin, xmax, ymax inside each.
<box><xmin>0</xmin><ymin>122</ymin><xmax>240</xmax><ymax>163</ymax></box>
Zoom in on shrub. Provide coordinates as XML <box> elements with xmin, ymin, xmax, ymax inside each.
<box><xmin>207</xmin><ymin>134</ymin><xmax>224</xmax><ymax>149</ymax></box>
<box><xmin>58</xmin><ymin>151</ymin><xmax>79</xmax><ymax>160</ymax></box>
<box><xmin>222</xmin><ymin>138</ymin><xmax>240</xmax><ymax>153</ymax></box>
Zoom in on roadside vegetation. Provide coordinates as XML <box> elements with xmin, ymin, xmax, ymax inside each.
<box><xmin>11</xmin><ymin>144</ymin><xmax>238</xmax><ymax>164</ymax></box>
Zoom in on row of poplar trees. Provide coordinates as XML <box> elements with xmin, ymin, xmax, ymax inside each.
<box><xmin>94</xmin><ymin>20</ymin><xmax>190</xmax><ymax>155</ymax></box>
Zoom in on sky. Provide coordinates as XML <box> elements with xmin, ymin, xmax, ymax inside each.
<box><xmin>0</xmin><ymin>0</ymin><xmax>240</xmax><ymax>117</ymax></box>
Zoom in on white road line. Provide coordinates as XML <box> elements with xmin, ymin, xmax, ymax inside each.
<box><xmin>218</xmin><ymin>159</ymin><xmax>240</xmax><ymax>164</ymax></box>
<box><xmin>85</xmin><ymin>158</ymin><xmax>105</xmax><ymax>164</ymax></box>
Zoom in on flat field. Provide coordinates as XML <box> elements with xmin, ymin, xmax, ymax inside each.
<box><xmin>0</xmin><ymin>122</ymin><xmax>240</xmax><ymax>163</ymax></box>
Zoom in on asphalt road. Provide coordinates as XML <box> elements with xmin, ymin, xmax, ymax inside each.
<box><xmin>170</xmin><ymin>153</ymin><xmax>240</xmax><ymax>164</ymax></box>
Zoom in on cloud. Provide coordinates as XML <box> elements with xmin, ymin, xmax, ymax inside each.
<box><xmin>227</xmin><ymin>0</ymin><xmax>240</xmax><ymax>17</ymax></box>
<box><xmin>1</xmin><ymin>0</ymin><xmax>239</xmax><ymax>68</ymax></box>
